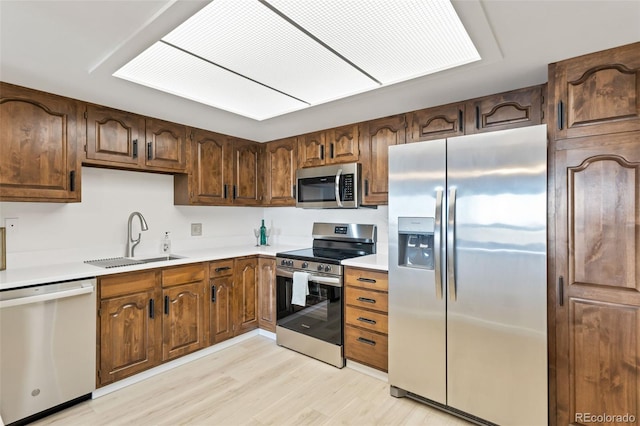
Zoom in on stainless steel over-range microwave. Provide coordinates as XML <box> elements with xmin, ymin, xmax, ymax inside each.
<box><xmin>296</xmin><ymin>163</ymin><xmax>360</xmax><ymax>209</ymax></box>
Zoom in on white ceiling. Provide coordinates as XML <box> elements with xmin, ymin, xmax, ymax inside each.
<box><xmin>1</xmin><ymin>0</ymin><xmax>639</xmax><ymax>142</ymax></box>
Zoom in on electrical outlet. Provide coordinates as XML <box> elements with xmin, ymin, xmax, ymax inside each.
<box><xmin>191</xmin><ymin>223</ymin><xmax>202</xmax><ymax>236</ymax></box>
<box><xmin>5</xmin><ymin>218</ymin><xmax>18</xmax><ymax>235</ymax></box>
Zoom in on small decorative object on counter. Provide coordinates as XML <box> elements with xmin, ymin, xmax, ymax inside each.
<box><xmin>162</xmin><ymin>231</ymin><xmax>171</xmax><ymax>254</ymax></box>
<box><xmin>253</xmin><ymin>228</ymin><xmax>260</xmax><ymax>246</ymax></box>
<box><xmin>259</xmin><ymin>220</ymin><xmax>267</xmax><ymax>245</ymax></box>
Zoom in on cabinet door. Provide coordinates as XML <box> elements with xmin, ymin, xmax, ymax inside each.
<box><xmin>359</xmin><ymin>114</ymin><xmax>406</xmax><ymax>205</ymax></box>
<box><xmin>407</xmin><ymin>103</ymin><xmax>465</xmax><ymax>143</ymax></box>
<box><xmin>263</xmin><ymin>137</ymin><xmax>297</xmax><ymax>206</ymax></box>
<box><xmin>234</xmin><ymin>257</ymin><xmax>259</xmax><ymax>335</ymax></box>
<box><xmin>465</xmin><ymin>85</ymin><xmax>544</xmax><ymax>134</ymax></box>
<box><xmin>162</xmin><ymin>281</ymin><xmax>205</xmax><ymax>361</ymax></box>
<box><xmin>210</xmin><ymin>275</ymin><xmax>234</xmax><ymax>344</ymax></box>
<box><xmin>144</xmin><ymin>118</ymin><xmax>187</xmax><ymax>172</ymax></box>
<box><xmin>0</xmin><ymin>83</ymin><xmax>81</xmax><ymax>202</ymax></box>
<box><xmin>298</xmin><ymin>131</ymin><xmax>326</xmax><ymax>168</ymax></box>
<box><xmin>549</xmin><ymin>42</ymin><xmax>640</xmax><ymax>140</ymax></box>
<box><xmin>554</xmin><ymin>132</ymin><xmax>640</xmax><ymax>425</ymax></box>
<box><xmin>258</xmin><ymin>257</ymin><xmax>277</xmax><ymax>332</ymax></box>
<box><xmin>98</xmin><ymin>290</ymin><xmax>158</xmax><ymax>386</ymax></box>
<box><xmin>175</xmin><ymin>128</ymin><xmax>233</xmax><ymax>205</ymax></box>
<box><xmin>231</xmin><ymin>138</ymin><xmax>261</xmax><ymax>205</ymax></box>
<box><xmin>85</xmin><ymin>104</ymin><xmax>144</xmax><ymax>167</ymax></box>
<box><xmin>326</xmin><ymin>124</ymin><xmax>359</xmax><ymax>164</ymax></box>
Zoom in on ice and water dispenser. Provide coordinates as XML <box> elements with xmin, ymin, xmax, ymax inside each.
<box><xmin>397</xmin><ymin>217</ymin><xmax>435</xmax><ymax>269</ymax></box>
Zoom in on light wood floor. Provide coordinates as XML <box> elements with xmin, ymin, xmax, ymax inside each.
<box><xmin>33</xmin><ymin>336</ymin><xmax>470</xmax><ymax>425</ymax></box>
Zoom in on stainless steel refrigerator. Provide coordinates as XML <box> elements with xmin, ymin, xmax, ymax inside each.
<box><xmin>388</xmin><ymin>125</ymin><xmax>547</xmax><ymax>425</ymax></box>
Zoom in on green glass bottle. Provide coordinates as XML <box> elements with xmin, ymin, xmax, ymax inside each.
<box><xmin>259</xmin><ymin>219</ymin><xmax>267</xmax><ymax>245</ymax></box>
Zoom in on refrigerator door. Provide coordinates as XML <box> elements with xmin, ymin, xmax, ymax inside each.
<box><xmin>446</xmin><ymin>125</ymin><xmax>547</xmax><ymax>425</ymax></box>
<box><xmin>388</xmin><ymin>139</ymin><xmax>446</xmax><ymax>404</ymax></box>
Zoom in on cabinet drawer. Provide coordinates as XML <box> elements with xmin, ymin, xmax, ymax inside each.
<box><xmin>345</xmin><ymin>306</ymin><xmax>388</xmax><ymax>334</ymax></box>
<box><xmin>345</xmin><ymin>287</ymin><xmax>388</xmax><ymax>313</ymax></box>
<box><xmin>162</xmin><ymin>263</ymin><xmax>205</xmax><ymax>287</ymax></box>
<box><xmin>99</xmin><ymin>270</ymin><xmax>157</xmax><ymax>299</ymax></box>
<box><xmin>345</xmin><ymin>268</ymin><xmax>388</xmax><ymax>292</ymax></box>
<box><xmin>344</xmin><ymin>325</ymin><xmax>388</xmax><ymax>372</ymax></box>
<box><xmin>209</xmin><ymin>259</ymin><xmax>234</xmax><ymax>277</ymax></box>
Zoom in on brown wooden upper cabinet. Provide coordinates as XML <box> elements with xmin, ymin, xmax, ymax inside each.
<box><xmin>298</xmin><ymin>124</ymin><xmax>360</xmax><ymax>168</ymax></box>
<box><xmin>263</xmin><ymin>137</ymin><xmax>297</xmax><ymax>206</ymax></box>
<box><xmin>407</xmin><ymin>102</ymin><xmax>465</xmax><ymax>143</ymax></box>
<box><xmin>359</xmin><ymin>114</ymin><xmax>406</xmax><ymax>205</ymax></box>
<box><xmin>0</xmin><ymin>82</ymin><xmax>82</xmax><ymax>202</ymax></box>
<box><xmin>548</xmin><ymin>41</ymin><xmax>640</xmax><ymax>140</ymax></box>
<box><xmin>174</xmin><ymin>131</ymin><xmax>261</xmax><ymax>206</ymax></box>
<box><xmin>174</xmin><ymin>128</ymin><xmax>232</xmax><ymax>205</ymax></box>
<box><xmin>465</xmin><ymin>85</ymin><xmax>544</xmax><ymax>134</ymax></box>
<box><xmin>231</xmin><ymin>138</ymin><xmax>261</xmax><ymax>206</ymax></box>
<box><xmin>85</xmin><ymin>104</ymin><xmax>187</xmax><ymax>173</ymax></box>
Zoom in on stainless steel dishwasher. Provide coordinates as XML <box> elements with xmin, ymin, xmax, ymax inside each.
<box><xmin>0</xmin><ymin>278</ymin><xmax>96</xmax><ymax>424</ymax></box>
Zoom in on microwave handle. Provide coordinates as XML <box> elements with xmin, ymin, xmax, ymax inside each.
<box><xmin>335</xmin><ymin>168</ymin><xmax>343</xmax><ymax>207</ymax></box>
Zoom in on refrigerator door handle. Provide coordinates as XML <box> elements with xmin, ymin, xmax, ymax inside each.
<box><xmin>434</xmin><ymin>188</ymin><xmax>444</xmax><ymax>300</ymax></box>
<box><xmin>447</xmin><ymin>187</ymin><xmax>457</xmax><ymax>301</ymax></box>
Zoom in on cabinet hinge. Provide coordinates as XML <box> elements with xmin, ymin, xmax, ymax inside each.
<box><xmin>84</xmin><ymin>111</ymin><xmax>88</xmax><ymax>120</ymax></box>
<box><xmin>97</xmin><ymin>370</ymin><xmax>101</xmax><ymax>380</ymax></box>
<box><xmin>97</xmin><ymin>309</ymin><xmax>101</xmax><ymax>317</ymax></box>
<box><xmin>84</xmin><ymin>144</ymin><xmax>87</xmax><ymax>153</ymax></box>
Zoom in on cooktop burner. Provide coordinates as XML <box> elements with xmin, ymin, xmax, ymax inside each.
<box><xmin>276</xmin><ymin>248</ymin><xmax>364</xmax><ymax>264</ymax></box>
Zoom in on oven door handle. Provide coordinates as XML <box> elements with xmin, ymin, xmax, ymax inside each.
<box><xmin>276</xmin><ymin>268</ymin><xmax>342</xmax><ymax>287</ymax></box>
<box><xmin>335</xmin><ymin>168</ymin><xmax>343</xmax><ymax>208</ymax></box>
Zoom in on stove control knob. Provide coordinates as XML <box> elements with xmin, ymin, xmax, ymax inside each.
<box><xmin>280</xmin><ymin>260</ymin><xmax>287</xmax><ymax>266</ymax></box>
<box><xmin>287</xmin><ymin>260</ymin><xmax>294</xmax><ymax>267</ymax></box>
<box><xmin>301</xmin><ymin>262</ymin><xmax>309</xmax><ymax>269</ymax></box>
<box><xmin>317</xmin><ymin>264</ymin><xmax>324</xmax><ymax>271</ymax></box>
<box><xmin>324</xmin><ymin>265</ymin><xmax>332</xmax><ymax>272</ymax></box>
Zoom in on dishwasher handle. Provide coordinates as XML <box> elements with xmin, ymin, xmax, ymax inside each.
<box><xmin>0</xmin><ymin>283</ymin><xmax>94</xmax><ymax>309</ymax></box>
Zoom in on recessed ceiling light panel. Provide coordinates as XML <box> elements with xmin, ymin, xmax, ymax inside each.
<box><xmin>114</xmin><ymin>0</ymin><xmax>481</xmax><ymax>121</ymax></box>
<box><xmin>161</xmin><ymin>0</ymin><xmax>379</xmax><ymax>105</ymax></box>
<box><xmin>114</xmin><ymin>42</ymin><xmax>307</xmax><ymax>120</ymax></box>
<box><xmin>266</xmin><ymin>0</ymin><xmax>481</xmax><ymax>84</ymax></box>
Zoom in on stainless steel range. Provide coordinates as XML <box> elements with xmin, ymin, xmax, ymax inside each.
<box><xmin>276</xmin><ymin>223</ymin><xmax>377</xmax><ymax>368</ymax></box>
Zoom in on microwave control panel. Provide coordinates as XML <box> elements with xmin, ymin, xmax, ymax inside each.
<box><xmin>342</xmin><ymin>174</ymin><xmax>355</xmax><ymax>201</ymax></box>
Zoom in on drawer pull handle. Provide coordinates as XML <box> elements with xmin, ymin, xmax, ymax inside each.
<box><xmin>357</xmin><ymin>337</ymin><xmax>376</xmax><ymax>346</ymax></box>
<box><xmin>357</xmin><ymin>317</ymin><xmax>377</xmax><ymax>325</ymax></box>
<box><xmin>215</xmin><ymin>266</ymin><xmax>231</xmax><ymax>272</ymax></box>
<box><xmin>357</xmin><ymin>297</ymin><xmax>376</xmax><ymax>304</ymax></box>
<box><xmin>357</xmin><ymin>277</ymin><xmax>377</xmax><ymax>284</ymax></box>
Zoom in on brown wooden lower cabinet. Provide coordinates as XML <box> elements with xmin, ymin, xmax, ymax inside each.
<box><xmin>97</xmin><ymin>264</ymin><xmax>206</xmax><ymax>387</ymax></box>
<box><xmin>343</xmin><ymin>267</ymin><xmax>389</xmax><ymax>372</ymax></box>
<box><xmin>97</xmin><ymin>255</ymin><xmax>278</xmax><ymax>387</ymax></box>
<box><xmin>258</xmin><ymin>256</ymin><xmax>277</xmax><ymax>332</ymax></box>
<box><xmin>161</xmin><ymin>264</ymin><xmax>206</xmax><ymax>361</ymax></box>
<box><xmin>97</xmin><ymin>270</ymin><xmax>160</xmax><ymax>387</ymax></box>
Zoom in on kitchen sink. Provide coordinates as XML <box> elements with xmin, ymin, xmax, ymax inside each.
<box><xmin>139</xmin><ymin>255</ymin><xmax>184</xmax><ymax>263</ymax></box>
<box><xmin>84</xmin><ymin>255</ymin><xmax>185</xmax><ymax>268</ymax></box>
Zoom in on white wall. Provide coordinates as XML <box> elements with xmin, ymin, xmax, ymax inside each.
<box><xmin>0</xmin><ymin>167</ymin><xmax>388</xmax><ymax>268</ymax></box>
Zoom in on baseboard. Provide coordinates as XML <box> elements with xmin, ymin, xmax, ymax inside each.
<box><xmin>345</xmin><ymin>360</ymin><xmax>388</xmax><ymax>382</ymax></box>
<box><xmin>258</xmin><ymin>329</ymin><xmax>276</xmax><ymax>340</ymax></box>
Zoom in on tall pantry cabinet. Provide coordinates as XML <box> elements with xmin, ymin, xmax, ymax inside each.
<box><xmin>549</xmin><ymin>41</ymin><xmax>640</xmax><ymax>425</ymax></box>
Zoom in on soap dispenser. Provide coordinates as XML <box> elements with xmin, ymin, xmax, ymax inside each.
<box><xmin>162</xmin><ymin>232</ymin><xmax>171</xmax><ymax>254</ymax></box>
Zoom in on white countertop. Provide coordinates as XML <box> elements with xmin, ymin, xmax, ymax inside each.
<box><xmin>341</xmin><ymin>252</ymin><xmax>389</xmax><ymax>271</ymax></box>
<box><xmin>0</xmin><ymin>244</ymin><xmax>304</xmax><ymax>291</ymax></box>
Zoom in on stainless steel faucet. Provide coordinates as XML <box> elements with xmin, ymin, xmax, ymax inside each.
<box><xmin>126</xmin><ymin>212</ymin><xmax>149</xmax><ymax>258</ymax></box>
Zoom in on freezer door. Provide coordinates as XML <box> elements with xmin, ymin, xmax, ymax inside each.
<box><xmin>388</xmin><ymin>139</ymin><xmax>446</xmax><ymax>404</ymax></box>
<box><xmin>446</xmin><ymin>125</ymin><xmax>548</xmax><ymax>425</ymax></box>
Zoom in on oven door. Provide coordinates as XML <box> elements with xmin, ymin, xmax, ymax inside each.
<box><xmin>276</xmin><ymin>268</ymin><xmax>342</xmax><ymax>345</ymax></box>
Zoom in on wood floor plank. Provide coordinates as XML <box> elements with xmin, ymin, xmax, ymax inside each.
<box><xmin>32</xmin><ymin>336</ymin><xmax>470</xmax><ymax>426</ymax></box>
